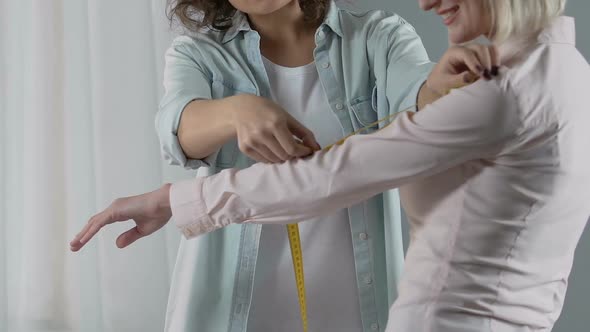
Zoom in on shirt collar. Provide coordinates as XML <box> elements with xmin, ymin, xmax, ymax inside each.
<box><xmin>221</xmin><ymin>0</ymin><xmax>342</xmax><ymax>44</ymax></box>
<box><xmin>321</xmin><ymin>1</ymin><xmax>343</xmax><ymax>38</ymax></box>
<box><xmin>221</xmin><ymin>11</ymin><xmax>251</xmax><ymax>44</ymax></box>
<box><xmin>500</xmin><ymin>16</ymin><xmax>576</xmax><ymax>63</ymax></box>
<box><xmin>537</xmin><ymin>16</ymin><xmax>576</xmax><ymax>45</ymax></box>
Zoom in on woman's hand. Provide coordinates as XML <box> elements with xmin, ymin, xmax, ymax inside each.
<box><xmin>426</xmin><ymin>44</ymin><xmax>500</xmax><ymax>96</ymax></box>
<box><xmin>70</xmin><ymin>184</ymin><xmax>172</xmax><ymax>251</ymax></box>
<box><xmin>226</xmin><ymin>94</ymin><xmax>321</xmax><ymax>163</ymax></box>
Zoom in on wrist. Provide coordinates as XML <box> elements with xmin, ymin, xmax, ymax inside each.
<box><xmin>424</xmin><ymin>79</ymin><xmax>444</xmax><ymax>97</ymax></box>
<box><xmin>418</xmin><ymin>79</ymin><xmax>444</xmax><ymax>111</ymax></box>
<box><xmin>158</xmin><ymin>183</ymin><xmax>172</xmax><ymax>211</ymax></box>
<box><xmin>221</xmin><ymin>95</ymin><xmax>244</xmax><ymax>134</ymax></box>
<box><xmin>223</xmin><ymin>95</ymin><xmax>247</xmax><ymax>130</ymax></box>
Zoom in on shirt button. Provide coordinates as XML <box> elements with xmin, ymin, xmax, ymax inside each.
<box><xmin>371</xmin><ymin>323</ymin><xmax>379</xmax><ymax>330</ymax></box>
<box><xmin>359</xmin><ymin>232</ymin><xmax>368</xmax><ymax>240</ymax></box>
<box><xmin>335</xmin><ymin>103</ymin><xmax>344</xmax><ymax>110</ymax></box>
<box><xmin>322</xmin><ymin>62</ymin><xmax>330</xmax><ymax>69</ymax></box>
<box><xmin>364</xmin><ymin>275</ymin><xmax>373</xmax><ymax>285</ymax></box>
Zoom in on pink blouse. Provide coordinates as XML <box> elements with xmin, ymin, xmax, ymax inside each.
<box><xmin>170</xmin><ymin>17</ymin><xmax>590</xmax><ymax>331</ymax></box>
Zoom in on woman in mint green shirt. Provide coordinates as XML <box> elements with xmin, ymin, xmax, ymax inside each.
<box><xmin>158</xmin><ymin>2</ymin><xmax>433</xmax><ymax>331</ymax></box>
<box><xmin>72</xmin><ymin>0</ymin><xmax>498</xmax><ymax>331</ymax></box>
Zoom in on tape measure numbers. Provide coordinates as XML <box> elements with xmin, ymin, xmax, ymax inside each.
<box><xmin>287</xmin><ymin>224</ymin><xmax>309</xmax><ymax>332</ymax></box>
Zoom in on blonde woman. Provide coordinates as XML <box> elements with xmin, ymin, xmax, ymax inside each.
<box><xmin>72</xmin><ymin>0</ymin><xmax>589</xmax><ymax>330</ymax></box>
<box><xmin>71</xmin><ymin>1</ymin><xmax>503</xmax><ymax>331</ymax></box>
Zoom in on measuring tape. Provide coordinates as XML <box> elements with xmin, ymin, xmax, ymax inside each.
<box><xmin>285</xmin><ymin>82</ymin><xmax>468</xmax><ymax>331</ymax></box>
<box><xmin>285</xmin><ymin>103</ymin><xmax>418</xmax><ymax>332</ymax></box>
<box><xmin>287</xmin><ymin>224</ymin><xmax>308</xmax><ymax>332</ymax></box>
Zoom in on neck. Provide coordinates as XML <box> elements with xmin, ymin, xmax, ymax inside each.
<box><xmin>248</xmin><ymin>1</ymin><xmax>317</xmax><ymax>44</ymax></box>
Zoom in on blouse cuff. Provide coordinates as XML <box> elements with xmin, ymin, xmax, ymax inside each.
<box><xmin>170</xmin><ymin>177</ymin><xmax>216</xmax><ymax>239</ymax></box>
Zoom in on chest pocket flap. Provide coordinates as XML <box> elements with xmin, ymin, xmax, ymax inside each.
<box><xmin>350</xmin><ymin>95</ymin><xmax>379</xmax><ymax>133</ymax></box>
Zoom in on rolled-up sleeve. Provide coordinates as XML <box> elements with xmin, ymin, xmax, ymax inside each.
<box><xmin>170</xmin><ymin>79</ymin><xmax>524</xmax><ymax>238</ymax></box>
<box><xmin>372</xmin><ymin>16</ymin><xmax>434</xmax><ymax>120</ymax></box>
<box><xmin>156</xmin><ymin>37</ymin><xmax>215</xmax><ymax>169</ymax></box>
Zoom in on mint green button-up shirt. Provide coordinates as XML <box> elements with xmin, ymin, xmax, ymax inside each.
<box><xmin>156</xmin><ymin>3</ymin><xmax>433</xmax><ymax>331</ymax></box>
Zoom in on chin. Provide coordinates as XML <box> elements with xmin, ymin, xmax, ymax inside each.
<box><xmin>230</xmin><ymin>0</ymin><xmax>291</xmax><ymax>16</ymax></box>
<box><xmin>449</xmin><ymin>30</ymin><xmax>482</xmax><ymax>44</ymax></box>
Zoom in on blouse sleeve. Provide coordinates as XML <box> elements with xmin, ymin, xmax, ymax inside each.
<box><xmin>170</xmin><ymin>78</ymin><xmax>523</xmax><ymax>239</ymax></box>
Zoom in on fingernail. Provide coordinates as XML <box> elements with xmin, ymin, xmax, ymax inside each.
<box><xmin>483</xmin><ymin>69</ymin><xmax>492</xmax><ymax>80</ymax></box>
<box><xmin>491</xmin><ymin>66</ymin><xmax>499</xmax><ymax>76</ymax></box>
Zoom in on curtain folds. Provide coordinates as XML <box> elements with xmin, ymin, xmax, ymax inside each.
<box><xmin>1</xmin><ymin>1</ymin><xmax>194</xmax><ymax>330</ymax></box>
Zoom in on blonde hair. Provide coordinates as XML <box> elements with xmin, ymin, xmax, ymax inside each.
<box><xmin>487</xmin><ymin>0</ymin><xmax>568</xmax><ymax>43</ymax></box>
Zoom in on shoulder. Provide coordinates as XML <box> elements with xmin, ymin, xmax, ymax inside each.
<box><xmin>428</xmin><ymin>76</ymin><xmax>523</xmax><ymax>142</ymax></box>
<box><xmin>497</xmin><ymin>40</ymin><xmax>587</xmax><ymax>131</ymax></box>
<box><xmin>169</xmin><ymin>30</ymin><xmax>223</xmax><ymax>54</ymax></box>
<box><xmin>336</xmin><ymin>6</ymin><xmax>412</xmax><ymax>28</ymax></box>
<box><xmin>165</xmin><ymin>31</ymin><xmax>236</xmax><ymax>72</ymax></box>
<box><xmin>336</xmin><ymin>7</ymin><xmax>418</xmax><ymax>40</ymax></box>
<box><xmin>335</xmin><ymin>7</ymin><xmax>422</xmax><ymax>56</ymax></box>
<box><xmin>461</xmin><ymin>76</ymin><xmax>518</xmax><ymax>107</ymax></box>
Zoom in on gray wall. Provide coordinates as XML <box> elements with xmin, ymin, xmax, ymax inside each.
<box><xmin>342</xmin><ymin>0</ymin><xmax>589</xmax><ymax>60</ymax></box>
<box><xmin>339</xmin><ymin>1</ymin><xmax>590</xmax><ymax>331</ymax></box>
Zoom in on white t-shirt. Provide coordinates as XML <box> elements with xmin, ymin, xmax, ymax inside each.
<box><xmin>246</xmin><ymin>58</ymin><xmax>363</xmax><ymax>332</ymax></box>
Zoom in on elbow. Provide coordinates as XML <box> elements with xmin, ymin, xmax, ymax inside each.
<box><xmin>176</xmin><ymin>124</ymin><xmax>190</xmax><ymax>157</ymax></box>
<box><xmin>156</xmin><ymin>95</ymin><xmax>213</xmax><ymax>170</ymax></box>
<box><xmin>156</xmin><ymin>129</ymin><xmax>212</xmax><ymax>171</ymax></box>
<box><xmin>155</xmin><ymin>109</ymin><xmax>190</xmax><ymax>168</ymax></box>
<box><xmin>177</xmin><ymin>125</ymin><xmax>210</xmax><ymax>162</ymax></box>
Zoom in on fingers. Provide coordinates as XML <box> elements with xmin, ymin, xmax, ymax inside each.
<box><xmin>465</xmin><ymin>44</ymin><xmax>500</xmax><ymax>79</ymax></box>
<box><xmin>78</xmin><ymin>212</ymin><xmax>111</xmax><ymax>247</ymax></box>
<box><xmin>286</xmin><ymin>116</ymin><xmax>321</xmax><ymax>151</ymax></box>
<box><xmin>429</xmin><ymin>43</ymin><xmax>502</xmax><ymax>95</ymax></box>
<box><xmin>274</xmin><ymin>125</ymin><xmax>313</xmax><ymax>158</ymax></box>
<box><xmin>262</xmin><ymin>133</ymin><xmax>291</xmax><ymax>161</ymax></box>
<box><xmin>488</xmin><ymin>45</ymin><xmax>500</xmax><ymax>76</ymax></box>
<box><xmin>444</xmin><ymin>73</ymin><xmax>476</xmax><ymax>93</ymax></box>
<box><xmin>69</xmin><ymin>199</ymin><xmax>130</xmax><ymax>252</ymax></box>
<box><xmin>254</xmin><ymin>144</ymin><xmax>281</xmax><ymax>163</ymax></box>
<box><xmin>237</xmin><ymin>128</ymin><xmax>291</xmax><ymax>164</ymax></box>
<box><xmin>70</xmin><ymin>211</ymin><xmax>109</xmax><ymax>251</ymax></box>
<box><xmin>238</xmin><ymin>117</ymin><xmax>318</xmax><ymax>163</ymax></box>
<box><xmin>293</xmin><ymin>143</ymin><xmax>313</xmax><ymax>157</ymax></box>
<box><xmin>233</xmin><ymin>98</ymin><xmax>320</xmax><ymax>162</ymax></box>
<box><xmin>452</xmin><ymin>47</ymin><xmax>485</xmax><ymax>78</ymax></box>
<box><xmin>116</xmin><ymin>226</ymin><xmax>144</xmax><ymax>249</ymax></box>
<box><xmin>476</xmin><ymin>46</ymin><xmax>492</xmax><ymax>79</ymax></box>
<box><xmin>240</xmin><ymin>144</ymin><xmax>271</xmax><ymax>163</ymax></box>
<box><xmin>238</xmin><ymin>135</ymin><xmax>271</xmax><ymax>163</ymax></box>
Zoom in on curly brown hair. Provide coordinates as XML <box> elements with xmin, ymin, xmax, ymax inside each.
<box><xmin>167</xmin><ymin>0</ymin><xmax>331</xmax><ymax>31</ymax></box>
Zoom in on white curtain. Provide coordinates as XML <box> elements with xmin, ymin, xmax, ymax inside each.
<box><xmin>0</xmin><ymin>1</ymin><xmax>195</xmax><ymax>331</ymax></box>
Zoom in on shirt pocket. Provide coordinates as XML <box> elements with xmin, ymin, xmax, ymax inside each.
<box><xmin>211</xmin><ymin>80</ymin><xmax>257</xmax><ymax>169</ymax></box>
<box><xmin>350</xmin><ymin>96</ymin><xmax>379</xmax><ymax>133</ymax></box>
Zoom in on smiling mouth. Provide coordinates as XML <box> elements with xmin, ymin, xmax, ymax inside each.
<box><xmin>440</xmin><ymin>5</ymin><xmax>460</xmax><ymax>25</ymax></box>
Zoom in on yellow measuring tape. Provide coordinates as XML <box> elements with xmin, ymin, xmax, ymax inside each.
<box><xmin>286</xmin><ymin>224</ymin><xmax>308</xmax><ymax>332</ymax></box>
<box><xmin>285</xmin><ymin>103</ymin><xmax>419</xmax><ymax>332</ymax></box>
<box><xmin>285</xmin><ymin>81</ymin><xmax>468</xmax><ymax>331</ymax></box>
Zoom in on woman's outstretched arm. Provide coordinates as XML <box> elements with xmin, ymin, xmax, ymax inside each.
<box><xmin>172</xmin><ymin>78</ymin><xmax>521</xmax><ymax>238</ymax></box>
<box><xmin>70</xmin><ymin>77</ymin><xmax>521</xmax><ymax>250</ymax></box>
